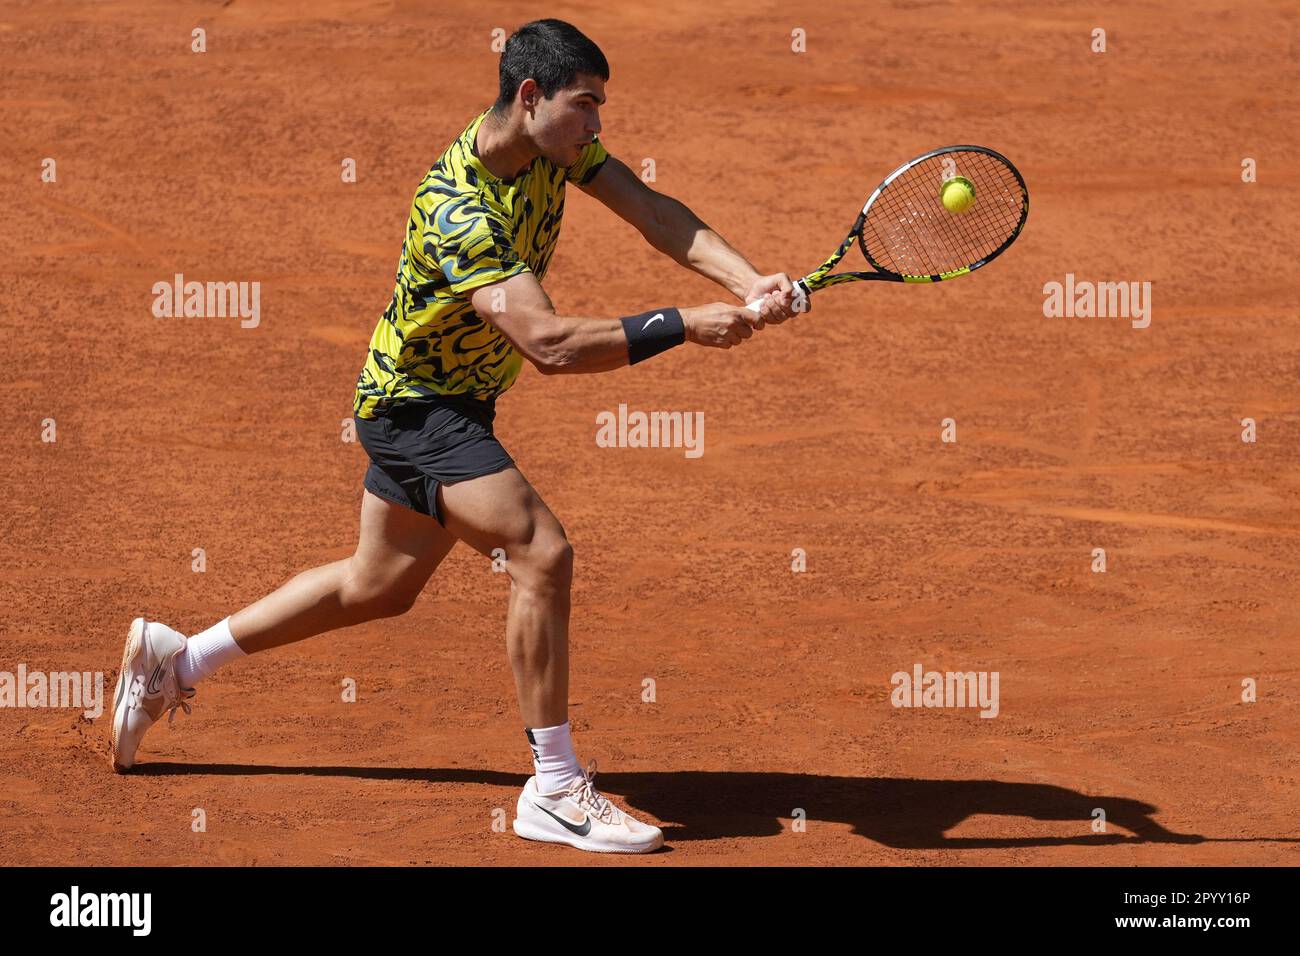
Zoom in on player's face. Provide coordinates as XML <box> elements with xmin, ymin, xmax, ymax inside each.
<box><xmin>535</xmin><ymin>74</ymin><xmax>605</xmax><ymax>166</ymax></box>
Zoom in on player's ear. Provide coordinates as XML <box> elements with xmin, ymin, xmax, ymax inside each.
<box><xmin>519</xmin><ymin>78</ymin><xmax>545</xmax><ymax>114</ymax></box>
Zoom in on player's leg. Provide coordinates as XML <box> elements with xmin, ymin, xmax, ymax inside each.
<box><xmin>436</xmin><ymin>467</ymin><xmax>664</xmax><ymax>853</ymax></box>
<box><xmin>118</xmin><ymin>397</ymin><xmax>460</xmax><ymax>707</ymax></box>
<box><xmin>110</xmin><ymin>488</ymin><xmax>455</xmax><ymax>771</ymax></box>
<box><xmin>437</xmin><ymin>466</ymin><xmax>572</xmax><ymax>730</ymax></box>
<box><xmin>229</xmin><ymin>488</ymin><xmax>457</xmax><ymax>653</ymax></box>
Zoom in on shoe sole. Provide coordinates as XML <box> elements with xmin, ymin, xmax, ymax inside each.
<box><xmin>109</xmin><ymin>618</ymin><xmax>146</xmax><ymax>774</ymax></box>
<box><xmin>512</xmin><ymin>816</ymin><xmax>664</xmax><ymax>854</ymax></box>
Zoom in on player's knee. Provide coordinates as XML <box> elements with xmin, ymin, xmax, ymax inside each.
<box><xmin>342</xmin><ymin>575</ymin><xmax>420</xmax><ymax>620</ymax></box>
<box><xmin>540</xmin><ymin>535</ymin><xmax>574</xmax><ymax>584</ymax></box>
<box><xmin>369</xmin><ymin>587</ymin><xmax>420</xmax><ymax>619</ymax></box>
<box><xmin>514</xmin><ymin>534</ymin><xmax>573</xmax><ymax>591</ymax></box>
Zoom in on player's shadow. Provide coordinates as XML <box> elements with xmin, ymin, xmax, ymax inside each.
<box><xmin>607</xmin><ymin>771</ymin><xmax>1207</xmax><ymax>847</ymax></box>
<box><xmin>136</xmin><ymin>763</ymin><xmax>1274</xmax><ymax>847</ymax></box>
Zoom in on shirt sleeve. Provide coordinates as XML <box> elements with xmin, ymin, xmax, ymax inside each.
<box><xmin>424</xmin><ymin>198</ymin><xmax>531</xmax><ymax>297</ymax></box>
<box><xmin>565</xmin><ymin>136</ymin><xmax>609</xmax><ymax>186</ymax></box>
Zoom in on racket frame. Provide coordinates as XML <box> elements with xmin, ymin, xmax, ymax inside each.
<box><xmin>798</xmin><ymin>144</ymin><xmax>1028</xmax><ymax>295</ymax></box>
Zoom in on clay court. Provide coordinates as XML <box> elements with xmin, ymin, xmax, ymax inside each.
<box><xmin>2</xmin><ymin>0</ymin><xmax>1297</xmax><ymax>865</ymax></box>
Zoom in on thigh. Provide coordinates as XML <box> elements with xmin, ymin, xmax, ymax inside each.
<box><xmin>352</xmin><ymin>487</ymin><xmax>459</xmax><ymax>590</ymax></box>
<box><xmin>436</xmin><ymin>466</ymin><xmax>566</xmax><ymax>561</ymax></box>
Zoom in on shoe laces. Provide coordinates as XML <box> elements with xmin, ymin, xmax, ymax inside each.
<box><xmin>163</xmin><ymin>651</ymin><xmax>196</xmax><ymax>724</ymax></box>
<box><xmin>128</xmin><ymin>671</ymin><xmax>194</xmax><ymax>724</ymax></box>
<box><xmin>166</xmin><ymin>693</ymin><xmax>193</xmax><ymax>725</ymax></box>
<box><xmin>564</xmin><ymin>759</ymin><xmax>622</xmax><ymax>826</ymax></box>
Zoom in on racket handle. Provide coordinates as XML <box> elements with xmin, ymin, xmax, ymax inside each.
<box><xmin>745</xmin><ymin>278</ymin><xmax>812</xmax><ymax>314</ymax></box>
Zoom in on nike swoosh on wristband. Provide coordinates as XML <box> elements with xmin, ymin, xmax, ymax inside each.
<box><xmin>535</xmin><ymin>802</ymin><xmax>592</xmax><ymax>836</ymax></box>
<box><xmin>641</xmin><ymin>313</ymin><xmax>664</xmax><ymax>331</ymax></box>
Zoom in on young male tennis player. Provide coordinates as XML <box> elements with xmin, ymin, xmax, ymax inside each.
<box><xmin>111</xmin><ymin>18</ymin><xmax>798</xmax><ymax>854</ymax></box>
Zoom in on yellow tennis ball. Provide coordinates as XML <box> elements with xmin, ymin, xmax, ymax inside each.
<box><xmin>941</xmin><ymin>176</ymin><xmax>976</xmax><ymax>213</ymax></box>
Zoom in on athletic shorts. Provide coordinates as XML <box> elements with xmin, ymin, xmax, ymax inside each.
<box><xmin>354</xmin><ymin>395</ymin><xmax>515</xmax><ymax>526</ymax></box>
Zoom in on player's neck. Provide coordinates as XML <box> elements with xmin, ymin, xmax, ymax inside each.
<box><xmin>475</xmin><ymin>110</ymin><xmax>538</xmax><ymax>182</ymax></box>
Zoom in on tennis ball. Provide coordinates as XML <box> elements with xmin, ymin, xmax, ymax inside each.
<box><xmin>941</xmin><ymin>176</ymin><xmax>976</xmax><ymax>213</ymax></box>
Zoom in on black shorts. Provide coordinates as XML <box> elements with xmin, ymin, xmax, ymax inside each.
<box><xmin>354</xmin><ymin>395</ymin><xmax>515</xmax><ymax>526</ymax></box>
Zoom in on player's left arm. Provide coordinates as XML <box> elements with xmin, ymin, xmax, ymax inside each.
<box><xmin>579</xmin><ymin>155</ymin><xmax>799</xmax><ymax>322</ymax></box>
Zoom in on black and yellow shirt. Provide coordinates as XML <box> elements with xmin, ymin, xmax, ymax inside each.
<box><xmin>353</xmin><ymin>108</ymin><xmax>609</xmax><ymax>419</ymax></box>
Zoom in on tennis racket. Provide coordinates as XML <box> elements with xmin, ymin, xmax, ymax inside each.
<box><xmin>746</xmin><ymin>145</ymin><xmax>1028</xmax><ymax>312</ymax></box>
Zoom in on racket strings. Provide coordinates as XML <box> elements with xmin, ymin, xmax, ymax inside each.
<box><xmin>860</xmin><ymin>151</ymin><xmax>1025</xmax><ymax>277</ymax></box>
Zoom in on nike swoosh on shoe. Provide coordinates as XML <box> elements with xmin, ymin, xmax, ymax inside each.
<box><xmin>145</xmin><ymin>661</ymin><xmax>166</xmax><ymax>696</ymax></box>
<box><xmin>535</xmin><ymin>803</ymin><xmax>592</xmax><ymax>836</ymax></box>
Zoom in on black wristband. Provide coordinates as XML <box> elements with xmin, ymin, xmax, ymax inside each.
<box><xmin>620</xmin><ymin>307</ymin><xmax>686</xmax><ymax>365</ymax></box>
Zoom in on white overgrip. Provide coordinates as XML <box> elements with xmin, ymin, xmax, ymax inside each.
<box><xmin>745</xmin><ymin>278</ymin><xmax>812</xmax><ymax>314</ymax></box>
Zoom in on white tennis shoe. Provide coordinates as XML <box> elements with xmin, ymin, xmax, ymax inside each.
<box><xmin>110</xmin><ymin>618</ymin><xmax>196</xmax><ymax>773</ymax></box>
<box><xmin>514</xmin><ymin>759</ymin><xmax>664</xmax><ymax>854</ymax></box>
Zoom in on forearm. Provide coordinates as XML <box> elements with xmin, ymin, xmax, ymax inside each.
<box><xmin>534</xmin><ymin>315</ymin><xmax>633</xmax><ymax>375</ymax></box>
<box><xmin>647</xmin><ymin>196</ymin><xmax>760</xmax><ymax>299</ymax></box>
<box><xmin>535</xmin><ymin>304</ymin><xmax>705</xmax><ymax>375</ymax></box>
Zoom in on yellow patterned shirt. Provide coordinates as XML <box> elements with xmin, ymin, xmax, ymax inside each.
<box><xmin>353</xmin><ymin>108</ymin><xmax>609</xmax><ymax>419</ymax></box>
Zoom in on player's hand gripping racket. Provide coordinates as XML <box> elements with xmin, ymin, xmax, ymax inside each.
<box><xmin>747</xmin><ymin>146</ymin><xmax>1028</xmax><ymax>313</ymax></box>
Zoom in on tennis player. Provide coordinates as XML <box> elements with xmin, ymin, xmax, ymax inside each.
<box><xmin>111</xmin><ymin>18</ymin><xmax>799</xmax><ymax>854</ymax></box>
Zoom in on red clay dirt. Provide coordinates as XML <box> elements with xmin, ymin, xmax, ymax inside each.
<box><xmin>1</xmin><ymin>1</ymin><xmax>1297</xmax><ymax>866</ymax></box>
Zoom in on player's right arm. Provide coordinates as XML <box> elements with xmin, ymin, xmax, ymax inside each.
<box><xmin>468</xmin><ymin>272</ymin><xmax>765</xmax><ymax>375</ymax></box>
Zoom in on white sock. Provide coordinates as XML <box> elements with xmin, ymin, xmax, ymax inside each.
<box><xmin>526</xmin><ymin>721</ymin><xmax>582</xmax><ymax>794</ymax></box>
<box><xmin>175</xmin><ymin>617</ymin><xmax>247</xmax><ymax>689</ymax></box>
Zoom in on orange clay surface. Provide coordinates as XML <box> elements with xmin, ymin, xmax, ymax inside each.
<box><xmin>1</xmin><ymin>1</ymin><xmax>1297</xmax><ymax>865</ymax></box>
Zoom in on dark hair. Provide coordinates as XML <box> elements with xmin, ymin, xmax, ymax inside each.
<box><xmin>493</xmin><ymin>19</ymin><xmax>609</xmax><ymax>114</ymax></box>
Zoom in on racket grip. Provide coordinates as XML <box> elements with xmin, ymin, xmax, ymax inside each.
<box><xmin>745</xmin><ymin>279</ymin><xmax>812</xmax><ymax>314</ymax></box>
